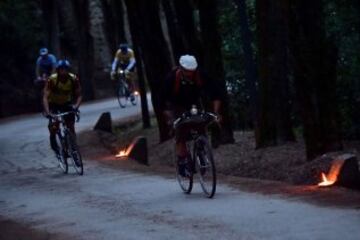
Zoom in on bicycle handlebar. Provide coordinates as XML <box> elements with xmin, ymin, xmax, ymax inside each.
<box><xmin>173</xmin><ymin>110</ymin><xmax>218</xmax><ymax>130</ymax></box>
<box><xmin>49</xmin><ymin>110</ymin><xmax>80</xmax><ymax>122</ymax></box>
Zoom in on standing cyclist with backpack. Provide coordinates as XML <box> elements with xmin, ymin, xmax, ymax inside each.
<box><xmin>162</xmin><ymin>55</ymin><xmax>222</xmax><ymax>177</ymax></box>
<box><xmin>43</xmin><ymin>60</ymin><xmax>82</xmax><ymax>160</ymax></box>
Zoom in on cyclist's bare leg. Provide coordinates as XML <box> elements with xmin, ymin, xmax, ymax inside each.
<box><xmin>48</xmin><ymin>121</ymin><xmax>59</xmax><ymax>153</ymax></box>
<box><xmin>64</xmin><ymin>115</ymin><xmax>76</xmax><ymax>134</ymax></box>
<box><xmin>126</xmin><ymin>72</ymin><xmax>135</xmax><ymax>93</ymax></box>
<box><xmin>176</xmin><ymin>141</ymin><xmax>188</xmax><ymax>158</ymax></box>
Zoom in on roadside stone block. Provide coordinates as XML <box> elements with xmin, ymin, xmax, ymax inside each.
<box><xmin>126</xmin><ymin>136</ymin><xmax>148</xmax><ymax>166</ymax></box>
<box><xmin>94</xmin><ymin>112</ymin><xmax>112</xmax><ymax>133</ymax></box>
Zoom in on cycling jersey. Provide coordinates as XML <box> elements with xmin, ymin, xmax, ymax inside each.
<box><xmin>112</xmin><ymin>48</ymin><xmax>136</xmax><ymax>72</ymax></box>
<box><xmin>47</xmin><ymin>73</ymin><xmax>80</xmax><ymax>105</ymax></box>
<box><xmin>162</xmin><ymin>68</ymin><xmax>221</xmax><ymax>112</ymax></box>
<box><xmin>36</xmin><ymin>54</ymin><xmax>57</xmax><ymax>76</ymax></box>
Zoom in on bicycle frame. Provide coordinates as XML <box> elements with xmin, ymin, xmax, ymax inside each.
<box><xmin>50</xmin><ymin>111</ymin><xmax>83</xmax><ymax>175</ymax></box>
<box><xmin>173</xmin><ymin>106</ymin><xmax>218</xmax><ymax>197</ymax></box>
<box><xmin>117</xmin><ymin>69</ymin><xmax>129</xmax><ymax>91</ymax></box>
<box><xmin>51</xmin><ymin>111</ymin><xmax>77</xmax><ymax>134</ymax></box>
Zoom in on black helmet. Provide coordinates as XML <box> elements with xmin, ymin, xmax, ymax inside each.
<box><xmin>57</xmin><ymin>59</ymin><xmax>70</xmax><ymax>70</ymax></box>
<box><xmin>119</xmin><ymin>43</ymin><xmax>128</xmax><ymax>53</ymax></box>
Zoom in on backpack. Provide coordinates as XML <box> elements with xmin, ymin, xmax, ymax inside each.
<box><xmin>174</xmin><ymin>67</ymin><xmax>202</xmax><ymax>95</ymax></box>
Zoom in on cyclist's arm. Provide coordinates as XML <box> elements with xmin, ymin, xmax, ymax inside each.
<box><xmin>213</xmin><ymin>99</ymin><xmax>221</xmax><ymax>115</ymax></box>
<box><xmin>73</xmin><ymin>78</ymin><xmax>82</xmax><ymax>109</ymax></box>
<box><xmin>126</xmin><ymin>50</ymin><xmax>136</xmax><ymax>71</ymax></box>
<box><xmin>111</xmin><ymin>50</ymin><xmax>121</xmax><ymax>72</ymax></box>
<box><xmin>43</xmin><ymin>81</ymin><xmax>51</xmax><ymax>115</ymax></box>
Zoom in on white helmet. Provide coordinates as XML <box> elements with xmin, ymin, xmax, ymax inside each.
<box><xmin>179</xmin><ymin>55</ymin><xmax>198</xmax><ymax>71</ymax></box>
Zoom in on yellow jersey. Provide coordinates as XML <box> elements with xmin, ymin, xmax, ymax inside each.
<box><xmin>47</xmin><ymin>73</ymin><xmax>79</xmax><ymax>105</ymax></box>
<box><xmin>115</xmin><ymin>49</ymin><xmax>135</xmax><ymax>65</ymax></box>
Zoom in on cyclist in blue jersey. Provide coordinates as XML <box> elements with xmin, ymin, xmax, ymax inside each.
<box><xmin>35</xmin><ymin>48</ymin><xmax>57</xmax><ymax>87</ymax></box>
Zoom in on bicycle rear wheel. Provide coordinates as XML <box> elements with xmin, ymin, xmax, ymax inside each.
<box><xmin>195</xmin><ymin>136</ymin><xmax>216</xmax><ymax>198</ymax></box>
<box><xmin>117</xmin><ymin>83</ymin><xmax>127</xmax><ymax>108</ymax></box>
<box><xmin>130</xmin><ymin>92</ymin><xmax>137</xmax><ymax>106</ymax></box>
<box><xmin>66</xmin><ymin>131</ymin><xmax>83</xmax><ymax>175</ymax></box>
<box><xmin>55</xmin><ymin>133</ymin><xmax>68</xmax><ymax>174</ymax></box>
<box><xmin>175</xmin><ymin>160</ymin><xmax>193</xmax><ymax>194</ymax></box>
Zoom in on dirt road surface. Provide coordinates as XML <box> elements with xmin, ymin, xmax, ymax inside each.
<box><xmin>1</xmin><ymin>98</ymin><xmax>359</xmax><ymax>240</ymax></box>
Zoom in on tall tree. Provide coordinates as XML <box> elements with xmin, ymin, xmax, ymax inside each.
<box><xmin>173</xmin><ymin>0</ymin><xmax>202</xmax><ymax>58</ymax></box>
<box><xmin>100</xmin><ymin>0</ymin><xmax>126</xmax><ymax>53</ymax></box>
<box><xmin>288</xmin><ymin>0</ymin><xmax>343</xmax><ymax>159</ymax></box>
<box><xmin>234</xmin><ymin>0</ymin><xmax>258</xmax><ymax>125</ymax></box>
<box><xmin>125</xmin><ymin>0</ymin><xmax>172</xmax><ymax>141</ymax></box>
<box><xmin>197</xmin><ymin>0</ymin><xmax>235</xmax><ymax>145</ymax></box>
<box><xmin>72</xmin><ymin>0</ymin><xmax>95</xmax><ymax>100</ymax></box>
<box><xmin>161</xmin><ymin>0</ymin><xmax>186</xmax><ymax>61</ymax></box>
<box><xmin>255</xmin><ymin>0</ymin><xmax>295</xmax><ymax>148</ymax></box>
<box><xmin>41</xmin><ymin>0</ymin><xmax>60</xmax><ymax>56</ymax></box>
<box><xmin>122</xmin><ymin>0</ymin><xmax>151</xmax><ymax>129</ymax></box>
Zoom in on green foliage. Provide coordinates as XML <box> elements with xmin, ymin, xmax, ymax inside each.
<box><xmin>218</xmin><ymin>0</ymin><xmax>256</xmax><ymax>129</ymax></box>
<box><xmin>324</xmin><ymin>0</ymin><xmax>360</xmax><ymax>139</ymax></box>
<box><xmin>0</xmin><ymin>0</ymin><xmax>45</xmax><ymax>116</ymax></box>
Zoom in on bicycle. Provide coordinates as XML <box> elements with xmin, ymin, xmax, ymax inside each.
<box><xmin>115</xmin><ymin>69</ymin><xmax>137</xmax><ymax>108</ymax></box>
<box><xmin>50</xmin><ymin>110</ymin><xmax>84</xmax><ymax>175</ymax></box>
<box><xmin>173</xmin><ymin>105</ymin><xmax>218</xmax><ymax>198</ymax></box>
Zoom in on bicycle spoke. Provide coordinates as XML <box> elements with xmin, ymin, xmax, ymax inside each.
<box><xmin>55</xmin><ymin>133</ymin><xmax>68</xmax><ymax>174</ymax></box>
<box><xmin>195</xmin><ymin>136</ymin><xmax>216</xmax><ymax>198</ymax></box>
<box><xmin>67</xmin><ymin>132</ymin><xmax>83</xmax><ymax>175</ymax></box>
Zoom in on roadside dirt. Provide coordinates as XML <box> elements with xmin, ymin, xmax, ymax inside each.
<box><xmin>0</xmin><ymin>216</ymin><xmax>63</xmax><ymax>240</ymax></box>
<box><xmin>79</xmin><ymin>120</ymin><xmax>360</xmax><ymax>210</ymax></box>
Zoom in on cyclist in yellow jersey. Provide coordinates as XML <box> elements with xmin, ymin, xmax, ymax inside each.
<box><xmin>110</xmin><ymin>43</ymin><xmax>136</xmax><ymax>95</ymax></box>
<box><xmin>43</xmin><ymin>60</ymin><xmax>82</xmax><ymax>158</ymax></box>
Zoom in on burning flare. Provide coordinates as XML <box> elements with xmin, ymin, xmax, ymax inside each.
<box><xmin>317</xmin><ymin>159</ymin><xmax>343</xmax><ymax>187</ymax></box>
<box><xmin>318</xmin><ymin>172</ymin><xmax>336</xmax><ymax>186</ymax></box>
<box><xmin>116</xmin><ymin>149</ymin><xmax>127</xmax><ymax>158</ymax></box>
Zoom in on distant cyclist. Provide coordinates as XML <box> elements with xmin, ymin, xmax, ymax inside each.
<box><xmin>162</xmin><ymin>55</ymin><xmax>222</xmax><ymax>177</ymax></box>
<box><xmin>110</xmin><ymin>43</ymin><xmax>136</xmax><ymax>97</ymax></box>
<box><xmin>35</xmin><ymin>47</ymin><xmax>57</xmax><ymax>88</ymax></box>
<box><xmin>43</xmin><ymin>60</ymin><xmax>82</xmax><ymax>159</ymax></box>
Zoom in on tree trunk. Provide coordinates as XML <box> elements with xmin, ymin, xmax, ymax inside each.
<box><xmin>197</xmin><ymin>0</ymin><xmax>235</xmax><ymax>145</ymax></box>
<box><xmin>173</xmin><ymin>0</ymin><xmax>202</xmax><ymax>59</ymax></box>
<box><xmin>41</xmin><ymin>0</ymin><xmax>60</xmax><ymax>56</ymax></box>
<box><xmin>234</xmin><ymin>0</ymin><xmax>258</xmax><ymax>125</ymax></box>
<box><xmin>100</xmin><ymin>0</ymin><xmax>126</xmax><ymax>53</ymax></box>
<box><xmin>121</xmin><ymin>0</ymin><xmax>151</xmax><ymax>129</ymax></box>
<box><xmin>125</xmin><ymin>0</ymin><xmax>172</xmax><ymax>141</ymax></box>
<box><xmin>288</xmin><ymin>0</ymin><xmax>343</xmax><ymax>160</ymax></box>
<box><xmin>161</xmin><ymin>0</ymin><xmax>185</xmax><ymax>61</ymax></box>
<box><xmin>72</xmin><ymin>0</ymin><xmax>95</xmax><ymax>101</ymax></box>
<box><xmin>136</xmin><ymin>55</ymin><xmax>151</xmax><ymax>129</ymax></box>
<box><xmin>255</xmin><ymin>0</ymin><xmax>295</xmax><ymax>148</ymax></box>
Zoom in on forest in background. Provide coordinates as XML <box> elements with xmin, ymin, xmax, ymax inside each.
<box><xmin>1</xmin><ymin>0</ymin><xmax>360</xmax><ymax>160</ymax></box>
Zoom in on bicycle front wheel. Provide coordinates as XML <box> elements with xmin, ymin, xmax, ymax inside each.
<box><xmin>176</xmin><ymin>162</ymin><xmax>193</xmax><ymax>194</ymax></box>
<box><xmin>66</xmin><ymin>131</ymin><xmax>83</xmax><ymax>175</ymax></box>
<box><xmin>55</xmin><ymin>133</ymin><xmax>68</xmax><ymax>174</ymax></box>
<box><xmin>195</xmin><ymin>136</ymin><xmax>216</xmax><ymax>198</ymax></box>
<box><xmin>117</xmin><ymin>83</ymin><xmax>127</xmax><ymax>108</ymax></box>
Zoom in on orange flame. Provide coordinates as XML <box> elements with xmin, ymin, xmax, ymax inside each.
<box><xmin>115</xmin><ymin>149</ymin><xmax>127</xmax><ymax>158</ymax></box>
<box><xmin>318</xmin><ymin>172</ymin><xmax>336</xmax><ymax>186</ymax></box>
<box><xmin>317</xmin><ymin>159</ymin><xmax>343</xmax><ymax>187</ymax></box>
